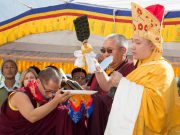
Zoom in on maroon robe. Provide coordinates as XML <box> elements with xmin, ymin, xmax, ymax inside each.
<box><xmin>0</xmin><ymin>88</ymin><xmax>87</xmax><ymax>135</ymax></box>
<box><xmin>87</xmin><ymin>58</ymin><xmax>135</xmax><ymax>135</ymax></box>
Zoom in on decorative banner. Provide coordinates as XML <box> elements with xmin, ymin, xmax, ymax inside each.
<box><xmin>68</xmin><ymin>94</ymin><xmax>94</xmax><ymax>123</ymax></box>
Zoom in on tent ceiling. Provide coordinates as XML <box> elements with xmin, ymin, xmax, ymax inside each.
<box><xmin>0</xmin><ymin>0</ymin><xmax>66</xmax><ymax>22</ymax></box>
<box><xmin>1</xmin><ymin>0</ymin><xmax>179</xmax><ymax>22</ymax></box>
<box><xmin>72</xmin><ymin>0</ymin><xmax>180</xmax><ymax>11</ymax></box>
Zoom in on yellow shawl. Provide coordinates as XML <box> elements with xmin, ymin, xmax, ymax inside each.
<box><xmin>127</xmin><ymin>49</ymin><xmax>180</xmax><ymax>135</ymax></box>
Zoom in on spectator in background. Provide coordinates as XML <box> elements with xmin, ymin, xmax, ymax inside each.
<box><xmin>0</xmin><ymin>59</ymin><xmax>18</xmax><ymax>106</ymax></box>
<box><xmin>19</xmin><ymin>68</ymin><xmax>38</xmax><ymax>87</ymax></box>
<box><xmin>71</xmin><ymin>68</ymin><xmax>87</xmax><ymax>86</ymax></box>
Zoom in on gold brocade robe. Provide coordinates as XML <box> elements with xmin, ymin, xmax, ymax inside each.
<box><xmin>126</xmin><ymin>51</ymin><xmax>180</xmax><ymax>135</ymax></box>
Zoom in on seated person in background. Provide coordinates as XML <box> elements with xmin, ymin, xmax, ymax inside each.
<box><xmin>71</xmin><ymin>68</ymin><xmax>87</xmax><ymax>86</ymax></box>
<box><xmin>19</xmin><ymin>68</ymin><xmax>38</xmax><ymax>87</ymax></box>
<box><xmin>29</xmin><ymin>65</ymin><xmax>41</xmax><ymax>75</ymax></box>
<box><xmin>0</xmin><ymin>59</ymin><xmax>19</xmax><ymax>106</ymax></box>
<box><xmin>0</xmin><ymin>67</ymin><xmax>83</xmax><ymax>135</ymax></box>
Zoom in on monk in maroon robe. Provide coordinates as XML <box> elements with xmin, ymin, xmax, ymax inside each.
<box><xmin>87</xmin><ymin>34</ymin><xmax>135</xmax><ymax>135</ymax></box>
<box><xmin>0</xmin><ymin>68</ymin><xmax>87</xmax><ymax>135</ymax></box>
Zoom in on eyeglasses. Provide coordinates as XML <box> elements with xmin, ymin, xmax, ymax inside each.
<box><xmin>100</xmin><ymin>48</ymin><xmax>113</xmax><ymax>54</ymax></box>
<box><xmin>73</xmin><ymin>76</ymin><xmax>86</xmax><ymax>80</ymax></box>
<box><xmin>40</xmin><ymin>80</ymin><xmax>56</xmax><ymax>95</ymax></box>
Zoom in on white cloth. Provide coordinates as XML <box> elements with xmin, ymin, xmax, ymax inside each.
<box><xmin>0</xmin><ymin>81</ymin><xmax>19</xmax><ymax>92</ymax></box>
<box><xmin>74</xmin><ymin>50</ymin><xmax>96</xmax><ymax>73</ymax></box>
<box><xmin>104</xmin><ymin>77</ymin><xmax>144</xmax><ymax>135</ymax></box>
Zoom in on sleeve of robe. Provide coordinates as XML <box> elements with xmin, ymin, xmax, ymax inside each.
<box><xmin>136</xmin><ymin>62</ymin><xmax>176</xmax><ymax>133</ymax></box>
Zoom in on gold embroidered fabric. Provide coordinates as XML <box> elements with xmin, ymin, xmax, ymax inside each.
<box><xmin>131</xmin><ymin>2</ymin><xmax>163</xmax><ymax>51</ymax></box>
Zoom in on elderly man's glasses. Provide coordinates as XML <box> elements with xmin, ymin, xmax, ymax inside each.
<box><xmin>100</xmin><ymin>48</ymin><xmax>113</xmax><ymax>54</ymax></box>
<box><xmin>40</xmin><ymin>80</ymin><xmax>56</xmax><ymax>95</ymax></box>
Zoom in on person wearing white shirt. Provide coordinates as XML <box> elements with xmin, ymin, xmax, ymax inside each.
<box><xmin>0</xmin><ymin>59</ymin><xmax>18</xmax><ymax>106</ymax></box>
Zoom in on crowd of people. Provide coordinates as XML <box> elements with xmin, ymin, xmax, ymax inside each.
<box><xmin>0</xmin><ymin>2</ymin><xmax>180</xmax><ymax>135</ymax></box>
<box><xmin>0</xmin><ymin>62</ymin><xmax>89</xmax><ymax>106</ymax></box>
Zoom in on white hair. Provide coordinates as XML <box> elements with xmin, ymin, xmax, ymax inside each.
<box><xmin>105</xmin><ymin>34</ymin><xmax>128</xmax><ymax>51</ymax></box>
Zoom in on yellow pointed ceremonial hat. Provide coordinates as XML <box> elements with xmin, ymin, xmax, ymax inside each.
<box><xmin>131</xmin><ymin>2</ymin><xmax>165</xmax><ymax>51</ymax></box>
